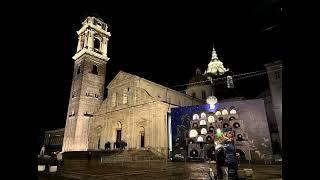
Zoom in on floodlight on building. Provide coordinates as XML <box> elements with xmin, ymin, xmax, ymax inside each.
<box><xmin>206</xmin><ymin>96</ymin><xmax>217</xmax><ymax>109</ymax></box>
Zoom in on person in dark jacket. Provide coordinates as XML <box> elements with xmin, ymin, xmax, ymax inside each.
<box><xmin>223</xmin><ymin>128</ymin><xmax>238</xmax><ymax>179</ymax></box>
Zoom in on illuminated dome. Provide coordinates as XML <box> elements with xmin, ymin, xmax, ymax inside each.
<box><xmin>204</xmin><ymin>45</ymin><xmax>229</xmax><ymax>76</ymax></box>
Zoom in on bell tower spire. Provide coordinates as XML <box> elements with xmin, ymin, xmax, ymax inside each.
<box><xmin>63</xmin><ymin>16</ymin><xmax>111</xmax><ymax>152</ymax></box>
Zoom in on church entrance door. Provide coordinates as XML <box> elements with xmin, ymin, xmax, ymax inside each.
<box><xmin>116</xmin><ymin>130</ymin><xmax>122</xmax><ymax>142</ymax></box>
<box><xmin>141</xmin><ymin>134</ymin><xmax>145</xmax><ymax>148</ymax></box>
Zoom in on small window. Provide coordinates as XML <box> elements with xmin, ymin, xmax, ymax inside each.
<box><xmin>92</xmin><ymin>65</ymin><xmax>98</xmax><ymax>75</ymax></box>
<box><xmin>123</xmin><ymin>89</ymin><xmax>128</xmax><ymax>104</ymax></box>
<box><xmin>202</xmin><ymin>91</ymin><xmax>206</xmax><ymax>99</ymax></box>
<box><xmin>94</xmin><ymin>38</ymin><xmax>100</xmax><ymax>49</ymax></box>
<box><xmin>112</xmin><ymin>93</ymin><xmax>117</xmax><ymax>107</ymax></box>
<box><xmin>77</xmin><ymin>66</ymin><xmax>81</xmax><ymax>75</ymax></box>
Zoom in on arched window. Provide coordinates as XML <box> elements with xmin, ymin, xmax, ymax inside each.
<box><xmin>94</xmin><ymin>38</ymin><xmax>100</xmax><ymax>49</ymax></box>
<box><xmin>201</xmin><ymin>128</ymin><xmax>207</xmax><ymax>134</ymax></box>
<box><xmin>92</xmin><ymin>65</ymin><xmax>98</xmax><ymax>75</ymax></box>
<box><xmin>197</xmin><ymin>136</ymin><xmax>204</xmax><ymax>142</ymax></box>
<box><xmin>200</xmin><ymin>112</ymin><xmax>206</xmax><ymax>118</ymax></box>
<box><xmin>112</xmin><ymin>93</ymin><xmax>117</xmax><ymax>107</ymax></box>
<box><xmin>77</xmin><ymin>66</ymin><xmax>81</xmax><ymax>75</ymax></box>
<box><xmin>200</xmin><ymin>120</ymin><xmax>207</xmax><ymax>126</ymax></box>
<box><xmin>202</xmin><ymin>91</ymin><xmax>206</xmax><ymax>99</ymax></box>
<box><xmin>123</xmin><ymin>88</ymin><xmax>128</xmax><ymax>104</ymax></box>
<box><xmin>208</xmin><ymin>116</ymin><xmax>215</xmax><ymax>123</ymax></box>
<box><xmin>193</xmin><ymin>114</ymin><xmax>199</xmax><ymax>120</ymax></box>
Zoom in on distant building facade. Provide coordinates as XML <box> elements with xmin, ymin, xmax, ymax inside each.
<box><xmin>44</xmin><ymin>128</ymin><xmax>65</xmax><ymax>154</ymax></box>
<box><xmin>265</xmin><ymin>61</ymin><xmax>282</xmax><ymax>147</ymax></box>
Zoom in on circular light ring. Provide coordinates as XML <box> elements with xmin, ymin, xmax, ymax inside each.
<box><xmin>237</xmin><ymin>134</ymin><xmax>244</xmax><ymax>141</ymax></box>
<box><xmin>208</xmin><ymin>116</ymin><xmax>215</xmax><ymax>123</ymax></box>
<box><xmin>222</xmin><ymin>109</ymin><xmax>229</xmax><ymax>115</ymax></box>
<box><xmin>200</xmin><ymin>112</ymin><xmax>206</xmax><ymax>118</ymax></box>
<box><xmin>192</xmin><ymin>122</ymin><xmax>199</xmax><ymax>128</ymax></box>
<box><xmin>188</xmin><ymin>139</ymin><xmax>195</xmax><ymax>144</ymax></box>
<box><xmin>233</xmin><ymin>122</ymin><xmax>240</xmax><ymax>128</ymax></box>
<box><xmin>206</xmin><ymin>135</ymin><xmax>212</xmax><ymax>141</ymax></box>
<box><xmin>215</xmin><ymin>111</ymin><xmax>221</xmax><ymax>116</ymax></box>
<box><xmin>197</xmin><ymin>136</ymin><xmax>204</xmax><ymax>142</ymax></box>
<box><xmin>193</xmin><ymin>114</ymin><xmax>199</xmax><ymax>120</ymax></box>
<box><xmin>223</xmin><ymin>123</ymin><xmax>230</xmax><ymax>128</ymax></box>
<box><xmin>200</xmin><ymin>120</ymin><xmax>207</xmax><ymax>126</ymax></box>
<box><xmin>189</xmin><ymin>129</ymin><xmax>198</xmax><ymax>138</ymax></box>
<box><xmin>208</xmin><ymin>126</ymin><xmax>215</xmax><ymax>133</ymax></box>
<box><xmin>230</xmin><ymin>109</ymin><xmax>237</xmax><ymax>114</ymax></box>
<box><xmin>190</xmin><ymin>149</ymin><xmax>199</xmax><ymax>157</ymax></box>
<box><xmin>229</xmin><ymin>116</ymin><xmax>236</xmax><ymax>121</ymax></box>
<box><xmin>201</xmin><ymin>128</ymin><xmax>207</xmax><ymax>134</ymax></box>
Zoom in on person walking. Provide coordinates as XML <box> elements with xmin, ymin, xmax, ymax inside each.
<box><xmin>40</xmin><ymin>145</ymin><xmax>45</xmax><ymax>156</ymax></box>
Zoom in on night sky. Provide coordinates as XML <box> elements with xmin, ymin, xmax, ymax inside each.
<box><xmin>33</xmin><ymin>1</ymin><xmax>283</xmax><ymax>142</ymax></box>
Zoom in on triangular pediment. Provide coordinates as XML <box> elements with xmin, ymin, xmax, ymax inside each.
<box><xmin>107</xmin><ymin>71</ymin><xmax>136</xmax><ymax>89</ymax></box>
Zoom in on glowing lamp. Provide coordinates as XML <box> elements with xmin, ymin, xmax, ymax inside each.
<box><xmin>206</xmin><ymin>96</ymin><xmax>217</xmax><ymax>109</ymax></box>
<box><xmin>216</xmin><ymin>128</ymin><xmax>223</xmax><ymax>139</ymax></box>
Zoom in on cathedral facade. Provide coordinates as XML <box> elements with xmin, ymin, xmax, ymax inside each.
<box><xmin>62</xmin><ymin>17</ymin><xmax>204</xmax><ymax>155</ymax></box>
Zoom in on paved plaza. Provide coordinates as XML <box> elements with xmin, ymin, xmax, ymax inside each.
<box><xmin>38</xmin><ymin>159</ymin><xmax>282</xmax><ymax>180</ymax></box>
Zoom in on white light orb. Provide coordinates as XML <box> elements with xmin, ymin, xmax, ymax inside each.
<box><xmin>230</xmin><ymin>109</ymin><xmax>237</xmax><ymax>114</ymax></box>
<box><xmin>208</xmin><ymin>116</ymin><xmax>215</xmax><ymax>123</ymax></box>
<box><xmin>201</xmin><ymin>128</ymin><xmax>207</xmax><ymax>134</ymax></box>
<box><xmin>193</xmin><ymin>114</ymin><xmax>199</xmax><ymax>120</ymax></box>
<box><xmin>222</xmin><ymin>109</ymin><xmax>229</xmax><ymax>115</ymax></box>
<box><xmin>189</xmin><ymin>129</ymin><xmax>198</xmax><ymax>138</ymax></box>
<box><xmin>200</xmin><ymin>120</ymin><xmax>207</xmax><ymax>126</ymax></box>
<box><xmin>197</xmin><ymin>136</ymin><xmax>204</xmax><ymax>142</ymax></box>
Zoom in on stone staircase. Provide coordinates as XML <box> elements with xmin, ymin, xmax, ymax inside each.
<box><xmin>102</xmin><ymin>149</ymin><xmax>164</xmax><ymax>163</ymax></box>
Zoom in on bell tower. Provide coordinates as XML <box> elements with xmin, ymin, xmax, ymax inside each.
<box><xmin>63</xmin><ymin>17</ymin><xmax>111</xmax><ymax>151</ymax></box>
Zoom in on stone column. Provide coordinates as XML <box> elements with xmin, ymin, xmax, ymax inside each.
<box><xmin>83</xmin><ymin>31</ymin><xmax>88</xmax><ymax>49</ymax></box>
<box><xmin>76</xmin><ymin>36</ymin><xmax>81</xmax><ymax>52</ymax></box>
<box><xmin>87</xmin><ymin>30</ymin><xmax>94</xmax><ymax>50</ymax></box>
<box><xmin>102</xmin><ymin>36</ymin><xmax>108</xmax><ymax>56</ymax></box>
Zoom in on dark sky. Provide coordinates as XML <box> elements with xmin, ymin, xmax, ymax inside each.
<box><xmin>34</xmin><ymin>1</ymin><xmax>283</xmax><ymax>133</ymax></box>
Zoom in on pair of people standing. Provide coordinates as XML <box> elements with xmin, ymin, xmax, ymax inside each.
<box><xmin>215</xmin><ymin>128</ymin><xmax>238</xmax><ymax>179</ymax></box>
